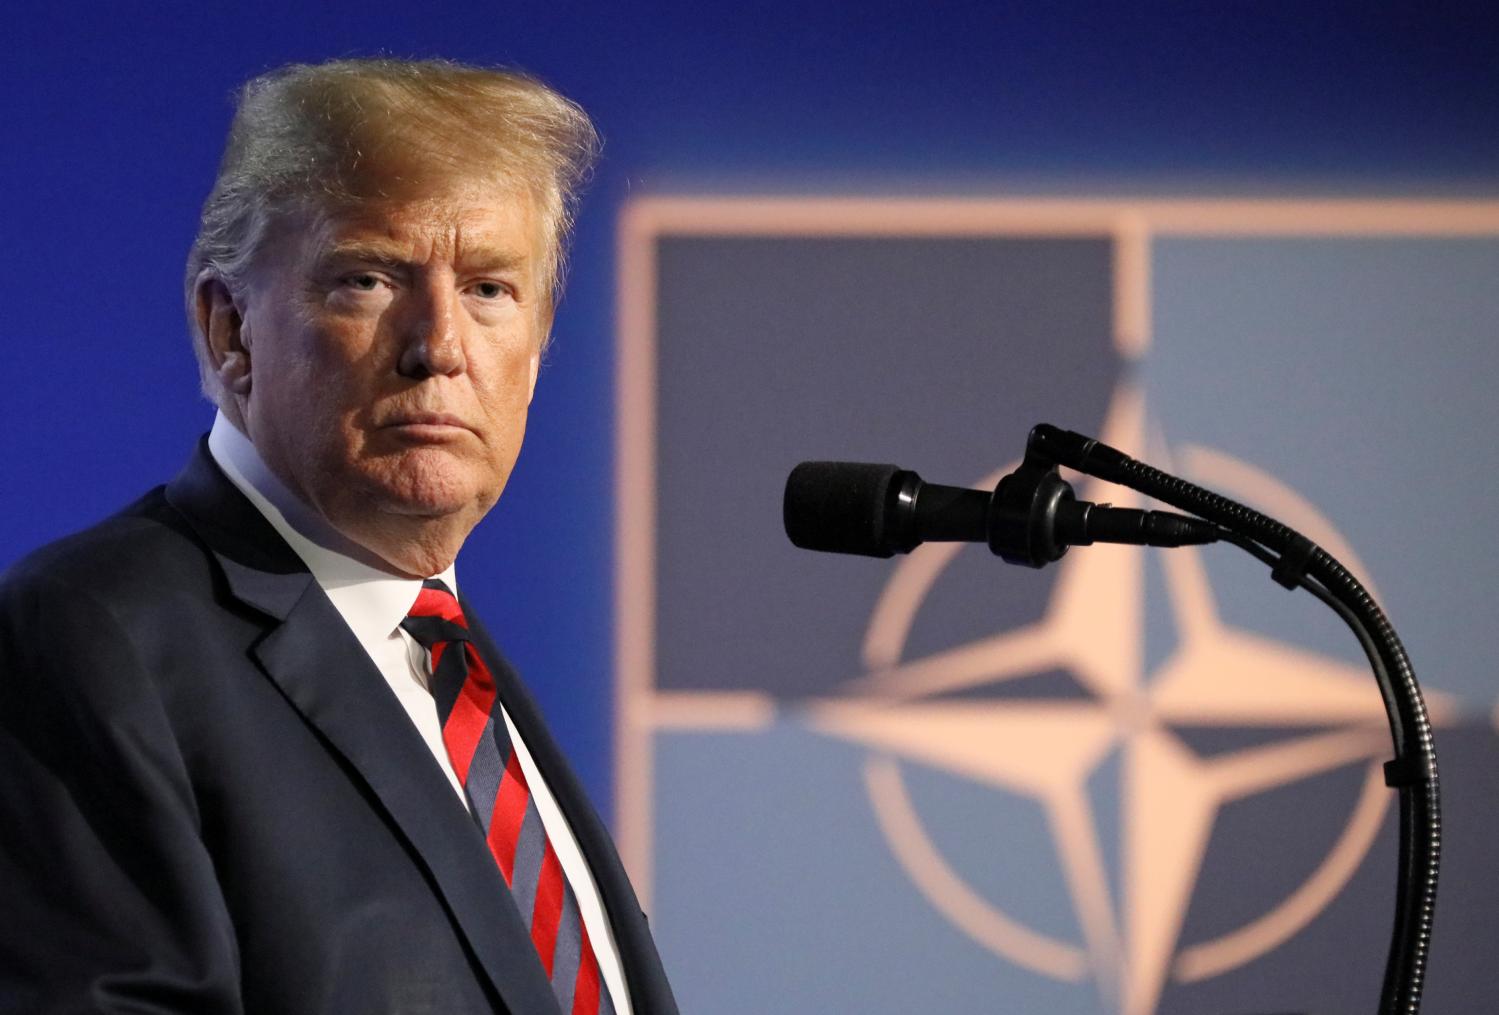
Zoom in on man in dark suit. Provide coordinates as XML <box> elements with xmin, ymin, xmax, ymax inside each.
<box><xmin>0</xmin><ymin>59</ymin><xmax>677</xmax><ymax>1014</ymax></box>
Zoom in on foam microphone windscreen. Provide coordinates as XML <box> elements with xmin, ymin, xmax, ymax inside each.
<box><xmin>783</xmin><ymin>461</ymin><xmax>909</xmax><ymax>557</ymax></box>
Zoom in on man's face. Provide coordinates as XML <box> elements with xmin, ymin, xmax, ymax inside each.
<box><xmin>232</xmin><ymin>181</ymin><xmax>547</xmax><ymax>568</ymax></box>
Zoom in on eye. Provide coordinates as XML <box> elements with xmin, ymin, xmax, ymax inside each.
<box><xmin>344</xmin><ymin>273</ymin><xmax>382</xmax><ymax>291</ymax></box>
<box><xmin>470</xmin><ymin>280</ymin><xmax>513</xmax><ymax>300</ymax></box>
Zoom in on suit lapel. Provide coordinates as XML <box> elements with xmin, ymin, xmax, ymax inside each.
<box><xmin>466</xmin><ymin>615</ymin><xmax>678</xmax><ymax>1014</ymax></box>
<box><xmin>165</xmin><ymin>442</ymin><xmax>563</xmax><ymax>1015</ymax></box>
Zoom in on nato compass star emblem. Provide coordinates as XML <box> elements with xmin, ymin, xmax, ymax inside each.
<box><xmin>805</xmin><ymin>383</ymin><xmax>1454</xmax><ymax>1015</ymax></box>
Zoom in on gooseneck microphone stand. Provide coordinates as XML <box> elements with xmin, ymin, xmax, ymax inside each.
<box><xmin>1007</xmin><ymin>426</ymin><xmax>1440</xmax><ymax>1015</ymax></box>
<box><xmin>784</xmin><ymin>424</ymin><xmax>1441</xmax><ymax>1013</ymax></box>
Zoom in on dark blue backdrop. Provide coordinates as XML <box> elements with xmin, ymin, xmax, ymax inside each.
<box><xmin>3</xmin><ymin>0</ymin><xmax>1497</xmax><ymax>817</ymax></box>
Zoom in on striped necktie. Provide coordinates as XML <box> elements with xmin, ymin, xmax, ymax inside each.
<box><xmin>402</xmin><ymin>579</ymin><xmax>615</xmax><ymax>1015</ymax></box>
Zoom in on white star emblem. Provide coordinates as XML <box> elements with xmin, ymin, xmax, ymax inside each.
<box><xmin>806</xmin><ymin>384</ymin><xmax>1452</xmax><ymax>1014</ymax></box>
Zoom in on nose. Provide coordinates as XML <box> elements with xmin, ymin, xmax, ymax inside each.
<box><xmin>397</xmin><ymin>283</ymin><xmax>466</xmax><ymax>379</ymax></box>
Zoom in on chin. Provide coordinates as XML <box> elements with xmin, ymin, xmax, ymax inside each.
<box><xmin>359</xmin><ymin>456</ymin><xmax>499</xmax><ymax>520</ymax></box>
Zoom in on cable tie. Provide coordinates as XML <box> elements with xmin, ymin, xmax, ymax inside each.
<box><xmin>1383</xmin><ymin>757</ymin><xmax>1422</xmax><ymax>788</ymax></box>
<box><xmin>1271</xmin><ymin>533</ymin><xmax>1317</xmax><ymax>590</ymax></box>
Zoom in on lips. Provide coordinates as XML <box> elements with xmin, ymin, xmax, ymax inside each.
<box><xmin>384</xmin><ymin>411</ymin><xmax>468</xmax><ymax>428</ymax></box>
<box><xmin>377</xmin><ymin>411</ymin><xmax>476</xmax><ymax>439</ymax></box>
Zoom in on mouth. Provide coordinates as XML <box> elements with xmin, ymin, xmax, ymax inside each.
<box><xmin>377</xmin><ymin>411</ymin><xmax>476</xmax><ymax>442</ymax></box>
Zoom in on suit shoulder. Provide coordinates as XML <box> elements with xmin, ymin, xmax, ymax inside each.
<box><xmin>0</xmin><ymin>485</ymin><xmax>214</xmax><ymax>611</ymax></box>
<box><xmin>0</xmin><ymin>485</ymin><xmax>234</xmax><ymax>717</ymax></box>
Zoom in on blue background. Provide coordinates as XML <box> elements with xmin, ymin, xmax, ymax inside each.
<box><xmin>4</xmin><ymin>0</ymin><xmax>1498</xmax><ymax>836</ymax></box>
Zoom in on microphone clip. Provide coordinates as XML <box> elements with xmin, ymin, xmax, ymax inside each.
<box><xmin>989</xmin><ymin>455</ymin><xmax>1075</xmax><ymax>567</ymax></box>
<box><xmin>987</xmin><ymin>429</ymin><xmax>1221</xmax><ymax>568</ymax></box>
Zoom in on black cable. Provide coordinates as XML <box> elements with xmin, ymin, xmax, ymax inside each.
<box><xmin>1034</xmin><ymin>429</ymin><xmax>1439</xmax><ymax>1014</ymax></box>
<box><xmin>1218</xmin><ymin>530</ymin><xmax>1392</xmax><ymax>701</ymax></box>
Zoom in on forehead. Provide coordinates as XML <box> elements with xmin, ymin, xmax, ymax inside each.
<box><xmin>264</xmin><ymin>179</ymin><xmax>545</xmax><ymax>272</ymax></box>
<box><xmin>328</xmin><ymin>183</ymin><xmax>539</xmax><ymax>253</ymax></box>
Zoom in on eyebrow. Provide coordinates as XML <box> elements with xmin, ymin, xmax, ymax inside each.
<box><xmin>318</xmin><ymin>243</ymin><xmax>532</xmax><ymax>274</ymax></box>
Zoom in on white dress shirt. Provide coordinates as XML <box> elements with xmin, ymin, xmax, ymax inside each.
<box><xmin>207</xmin><ymin>414</ymin><xmax>631</xmax><ymax>1012</ymax></box>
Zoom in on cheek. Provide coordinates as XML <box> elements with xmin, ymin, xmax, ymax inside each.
<box><xmin>477</xmin><ymin>333</ymin><xmax>543</xmax><ymax>404</ymax></box>
<box><xmin>250</xmin><ymin>356</ymin><xmax>367</xmax><ymax>465</ymax></box>
<box><xmin>269</xmin><ymin>326</ymin><xmax>375</xmax><ymax>410</ymax></box>
<box><xmin>473</xmin><ymin>364</ymin><xmax>538</xmax><ymax>459</ymax></box>
<box><xmin>481</xmin><ymin>378</ymin><xmax>533</xmax><ymax>433</ymax></box>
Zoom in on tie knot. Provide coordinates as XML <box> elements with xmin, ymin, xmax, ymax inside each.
<box><xmin>401</xmin><ymin>578</ymin><xmax>471</xmax><ymax>649</ymax></box>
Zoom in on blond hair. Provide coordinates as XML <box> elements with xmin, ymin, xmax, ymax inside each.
<box><xmin>185</xmin><ymin>58</ymin><xmax>600</xmax><ymax>399</ymax></box>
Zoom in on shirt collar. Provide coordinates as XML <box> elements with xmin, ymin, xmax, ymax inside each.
<box><xmin>207</xmin><ymin>412</ymin><xmax>458</xmax><ymax>649</ymax></box>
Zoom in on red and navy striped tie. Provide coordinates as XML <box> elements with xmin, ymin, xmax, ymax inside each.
<box><xmin>402</xmin><ymin>579</ymin><xmax>614</xmax><ymax>1015</ymax></box>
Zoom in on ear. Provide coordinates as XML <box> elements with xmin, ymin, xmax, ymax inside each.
<box><xmin>195</xmin><ymin>273</ymin><xmax>252</xmax><ymax>396</ymax></box>
<box><xmin>526</xmin><ymin>345</ymin><xmax>541</xmax><ymax>404</ymax></box>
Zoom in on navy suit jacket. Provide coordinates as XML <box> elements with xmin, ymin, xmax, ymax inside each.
<box><xmin>0</xmin><ymin>443</ymin><xmax>677</xmax><ymax>1015</ymax></box>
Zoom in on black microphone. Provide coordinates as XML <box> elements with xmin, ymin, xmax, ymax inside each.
<box><xmin>784</xmin><ymin>460</ymin><xmax>1220</xmax><ymax>566</ymax></box>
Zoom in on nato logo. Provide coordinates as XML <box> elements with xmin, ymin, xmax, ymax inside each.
<box><xmin>615</xmin><ymin>199</ymin><xmax>1499</xmax><ymax>1014</ymax></box>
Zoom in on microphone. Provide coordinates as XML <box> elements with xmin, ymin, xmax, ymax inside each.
<box><xmin>784</xmin><ymin>460</ymin><xmax>1220</xmax><ymax>566</ymax></box>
